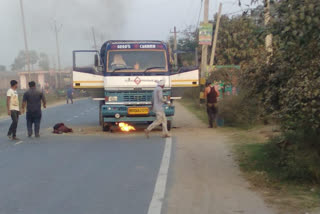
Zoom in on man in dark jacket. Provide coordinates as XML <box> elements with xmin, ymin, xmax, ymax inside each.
<box><xmin>21</xmin><ymin>81</ymin><xmax>46</xmax><ymax>137</ymax></box>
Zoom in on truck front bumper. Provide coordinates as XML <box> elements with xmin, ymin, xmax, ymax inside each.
<box><xmin>101</xmin><ymin>104</ymin><xmax>175</xmax><ymax>123</ymax></box>
<box><xmin>104</xmin><ymin>116</ymin><xmax>173</xmax><ymax>123</ymax></box>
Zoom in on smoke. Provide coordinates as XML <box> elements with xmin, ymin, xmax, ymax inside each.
<box><xmin>2</xmin><ymin>0</ymin><xmax>131</xmax><ymax>68</ymax></box>
<box><xmin>0</xmin><ymin>0</ymin><xmax>251</xmax><ymax>69</ymax></box>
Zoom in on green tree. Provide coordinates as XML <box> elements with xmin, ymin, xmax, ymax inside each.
<box><xmin>168</xmin><ymin>25</ymin><xmax>199</xmax><ymax>67</ymax></box>
<box><xmin>213</xmin><ymin>14</ymin><xmax>264</xmax><ymax>65</ymax></box>
<box><xmin>243</xmin><ymin>0</ymin><xmax>320</xmax><ymax>132</ymax></box>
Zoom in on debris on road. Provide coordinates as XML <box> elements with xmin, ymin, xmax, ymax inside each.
<box><xmin>53</xmin><ymin>123</ymin><xmax>73</xmax><ymax>134</ymax></box>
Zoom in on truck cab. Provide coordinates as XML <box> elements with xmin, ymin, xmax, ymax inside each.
<box><xmin>73</xmin><ymin>40</ymin><xmax>199</xmax><ymax>131</ymax></box>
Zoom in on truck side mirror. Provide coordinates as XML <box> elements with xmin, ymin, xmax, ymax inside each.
<box><xmin>94</xmin><ymin>54</ymin><xmax>99</xmax><ymax>67</ymax></box>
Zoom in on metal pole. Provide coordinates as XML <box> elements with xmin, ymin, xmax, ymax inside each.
<box><xmin>200</xmin><ymin>0</ymin><xmax>209</xmax><ymax>78</ymax></box>
<box><xmin>54</xmin><ymin>20</ymin><xmax>62</xmax><ymax>88</ymax></box>
<box><xmin>173</xmin><ymin>26</ymin><xmax>178</xmax><ymax>67</ymax></box>
<box><xmin>195</xmin><ymin>48</ymin><xmax>199</xmax><ymax>67</ymax></box>
<box><xmin>170</xmin><ymin>26</ymin><xmax>180</xmax><ymax>68</ymax></box>
<box><xmin>19</xmin><ymin>0</ymin><xmax>31</xmax><ymax>81</ymax></box>
<box><xmin>210</xmin><ymin>3</ymin><xmax>222</xmax><ymax>67</ymax></box>
<box><xmin>91</xmin><ymin>27</ymin><xmax>98</xmax><ymax>50</ymax></box>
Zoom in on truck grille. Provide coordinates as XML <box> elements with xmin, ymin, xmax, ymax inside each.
<box><xmin>123</xmin><ymin>92</ymin><xmax>152</xmax><ymax>102</ymax></box>
<box><xmin>106</xmin><ymin>91</ymin><xmax>152</xmax><ymax>102</ymax></box>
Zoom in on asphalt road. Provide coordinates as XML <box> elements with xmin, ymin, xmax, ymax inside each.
<box><xmin>0</xmin><ymin>99</ymin><xmax>169</xmax><ymax>214</ymax></box>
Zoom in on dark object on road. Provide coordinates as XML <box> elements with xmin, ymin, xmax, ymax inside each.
<box><xmin>53</xmin><ymin>123</ymin><xmax>73</xmax><ymax>134</ymax></box>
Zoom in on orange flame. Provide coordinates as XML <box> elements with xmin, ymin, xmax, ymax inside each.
<box><xmin>119</xmin><ymin>122</ymin><xmax>136</xmax><ymax>132</ymax></box>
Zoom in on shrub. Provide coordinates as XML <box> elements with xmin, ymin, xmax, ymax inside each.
<box><xmin>217</xmin><ymin>92</ymin><xmax>261</xmax><ymax>128</ymax></box>
<box><xmin>264</xmin><ymin>129</ymin><xmax>320</xmax><ymax>183</ymax></box>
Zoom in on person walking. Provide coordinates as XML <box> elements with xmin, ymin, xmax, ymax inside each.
<box><xmin>66</xmin><ymin>86</ymin><xmax>74</xmax><ymax>104</ymax></box>
<box><xmin>7</xmin><ymin>80</ymin><xmax>20</xmax><ymax>140</ymax></box>
<box><xmin>144</xmin><ymin>80</ymin><xmax>170</xmax><ymax>138</ymax></box>
<box><xmin>21</xmin><ymin>81</ymin><xmax>46</xmax><ymax>138</ymax></box>
<box><xmin>204</xmin><ymin>81</ymin><xmax>220</xmax><ymax>128</ymax></box>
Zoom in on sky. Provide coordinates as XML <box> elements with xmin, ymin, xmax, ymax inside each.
<box><xmin>0</xmin><ymin>0</ymin><xmax>253</xmax><ymax>69</ymax></box>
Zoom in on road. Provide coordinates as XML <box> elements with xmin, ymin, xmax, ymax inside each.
<box><xmin>0</xmin><ymin>99</ymin><xmax>277</xmax><ymax>214</ymax></box>
<box><xmin>0</xmin><ymin>99</ymin><xmax>169</xmax><ymax>214</ymax></box>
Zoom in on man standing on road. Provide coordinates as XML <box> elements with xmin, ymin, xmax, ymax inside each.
<box><xmin>7</xmin><ymin>80</ymin><xmax>20</xmax><ymax>140</ymax></box>
<box><xmin>204</xmin><ymin>81</ymin><xmax>220</xmax><ymax>128</ymax></box>
<box><xmin>145</xmin><ymin>80</ymin><xmax>170</xmax><ymax>138</ymax></box>
<box><xmin>21</xmin><ymin>81</ymin><xmax>46</xmax><ymax>138</ymax></box>
<box><xmin>66</xmin><ymin>85</ymin><xmax>74</xmax><ymax>104</ymax></box>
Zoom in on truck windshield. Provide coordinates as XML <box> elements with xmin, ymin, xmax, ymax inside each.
<box><xmin>107</xmin><ymin>50</ymin><xmax>167</xmax><ymax>73</ymax></box>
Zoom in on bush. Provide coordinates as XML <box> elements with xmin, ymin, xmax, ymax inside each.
<box><xmin>217</xmin><ymin>92</ymin><xmax>261</xmax><ymax>128</ymax></box>
<box><xmin>262</xmin><ymin>129</ymin><xmax>320</xmax><ymax>183</ymax></box>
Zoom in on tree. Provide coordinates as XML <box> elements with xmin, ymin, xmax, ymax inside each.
<box><xmin>11</xmin><ymin>50</ymin><xmax>39</xmax><ymax>71</ymax></box>
<box><xmin>38</xmin><ymin>52</ymin><xmax>50</xmax><ymax>71</ymax></box>
<box><xmin>0</xmin><ymin>65</ymin><xmax>6</xmax><ymax>72</ymax></box>
<box><xmin>213</xmin><ymin>14</ymin><xmax>265</xmax><ymax>65</ymax></box>
<box><xmin>29</xmin><ymin>50</ymin><xmax>39</xmax><ymax>70</ymax></box>
<box><xmin>168</xmin><ymin>25</ymin><xmax>199</xmax><ymax>67</ymax></box>
<box><xmin>11</xmin><ymin>50</ymin><xmax>26</xmax><ymax>71</ymax></box>
<box><xmin>242</xmin><ymin>0</ymin><xmax>320</xmax><ymax>132</ymax></box>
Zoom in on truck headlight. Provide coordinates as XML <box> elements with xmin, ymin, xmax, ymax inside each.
<box><xmin>109</xmin><ymin>96</ymin><xmax>118</xmax><ymax>102</ymax></box>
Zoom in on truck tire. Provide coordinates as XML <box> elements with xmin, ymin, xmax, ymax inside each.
<box><xmin>167</xmin><ymin>121</ymin><xmax>172</xmax><ymax>131</ymax></box>
<box><xmin>102</xmin><ymin>123</ymin><xmax>111</xmax><ymax>132</ymax></box>
<box><xmin>99</xmin><ymin>101</ymin><xmax>104</xmax><ymax>125</ymax></box>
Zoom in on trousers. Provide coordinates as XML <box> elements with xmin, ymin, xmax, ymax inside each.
<box><xmin>67</xmin><ymin>95</ymin><xmax>73</xmax><ymax>104</ymax></box>
<box><xmin>26</xmin><ymin>111</ymin><xmax>42</xmax><ymax>136</ymax></box>
<box><xmin>207</xmin><ymin>103</ymin><xmax>218</xmax><ymax>128</ymax></box>
<box><xmin>8</xmin><ymin>110</ymin><xmax>19</xmax><ymax>137</ymax></box>
<box><xmin>147</xmin><ymin>111</ymin><xmax>169</xmax><ymax>135</ymax></box>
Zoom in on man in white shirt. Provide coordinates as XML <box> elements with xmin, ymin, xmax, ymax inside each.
<box><xmin>145</xmin><ymin>80</ymin><xmax>170</xmax><ymax>138</ymax></box>
<box><xmin>7</xmin><ymin>80</ymin><xmax>20</xmax><ymax>140</ymax></box>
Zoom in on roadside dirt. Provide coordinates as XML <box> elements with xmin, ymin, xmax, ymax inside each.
<box><xmin>166</xmin><ymin>102</ymin><xmax>276</xmax><ymax>214</ymax></box>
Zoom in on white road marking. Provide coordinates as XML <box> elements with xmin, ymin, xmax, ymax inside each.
<box><xmin>73</xmin><ymin>116</ymin><xmax>79</xmax><ymax>118</ymax></box>
<box><xmin>147</xmin><ymin>137</ymin><xmax>172</xmax><ymax>214</ymax></box>
<box><xmin>14</xmin><ymin>141</ymin><xmax>23</xmax><ymax>145</ymax></box>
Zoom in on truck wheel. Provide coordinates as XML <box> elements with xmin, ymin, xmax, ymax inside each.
<box><xmin>167</xmin><ymin>121</ymin><xmax>172</xmax><ymax>131</ymax></box>
<box><xmin>99</xmin><ymin>109</ymin><xmax>102</xmax><ymax>126</ymax></box>
<box><xmin>99</xmin><ymin>101</ymin><xmax>104</xmax><ymax>125</ymax></box>
<box><xmin>102</xmin><ymin>123</ymin><xmax>111</xmax><ymax>132</ymax></box>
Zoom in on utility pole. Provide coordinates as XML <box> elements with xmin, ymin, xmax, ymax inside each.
<box><xmin>195</xmin><ymin>48</ymin><xmax>199</xmax><ymax>67</ymax></box>
<box><xmin>264</xmin><ymin>0</ymin><xmax>272</xmax><ymax>62</ymax></box>
<box><xmin>51</xmin><ymin>55</ymin><xmax>58</xmax><ymax>89</ymax></box>
<box><xmin>200</xmin><ymin>0</ymin><xmax>209</xmax><ymax>78</ymax></box>
<box><xmin>170</xmin><ymin>26</ymin><xmax>180</xmax><ymax>68</ymax></box>
<box><xmin>19</xmin><ymin>0</ymin><xmax>31</xmax><ymax>81</ymax></box>
<box><xmin>54</xmin><ymin>20</ymin><xmax>62</xmax><ymax>88</ymax></box>
<box><xmin>91</xmin><ymin>27</ymin><xmax>98</xmax><ymax>50</ymax></box>
<box><xmin>210</xmin><ymin>3</ymin><xmax>222</xmax><ymax>67</ymax></box>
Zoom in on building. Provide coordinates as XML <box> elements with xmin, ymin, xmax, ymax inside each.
<box><xmin>18</xmin><ymin>70</ymin><xmax>72</xmax><ymax>90</ymax></box>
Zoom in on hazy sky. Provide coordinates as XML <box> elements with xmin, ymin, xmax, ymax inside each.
<box><xmin>0</xmin><ymin>0</ymin><xmax>253</xmax><ymax>69</ymax></box>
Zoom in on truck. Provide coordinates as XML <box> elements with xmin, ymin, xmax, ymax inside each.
<box><xmin>72</xmin><ymin>40</ymin><xmax>199</xmax><ymax>131</ymax></box>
